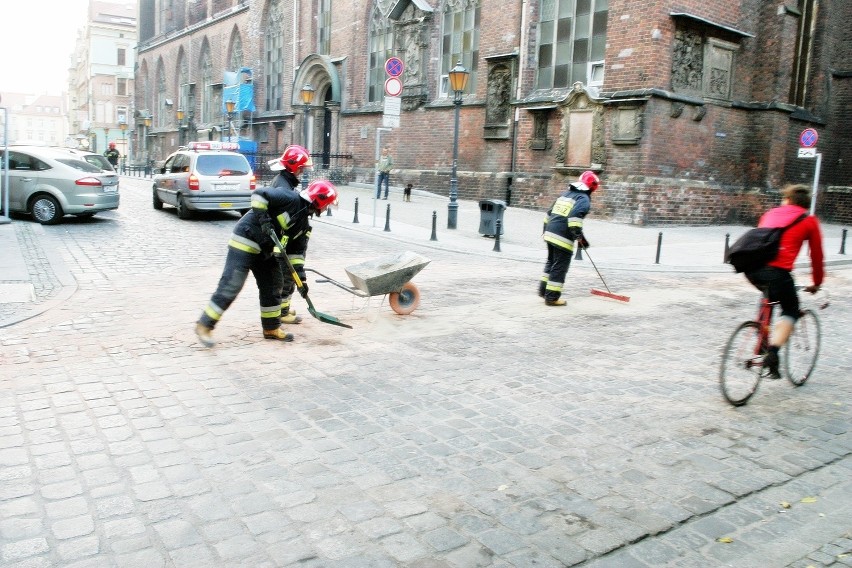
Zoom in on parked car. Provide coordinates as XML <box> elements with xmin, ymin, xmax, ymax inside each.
<box><xmin>62</xmin><ymin>149</ymin><xmax>116</xmax><ymax>173</ymax></box>
<box><xmin>152</xmin><ymin>141</ymin><xmax>256</xmax><ymax>219</ymax></box>
<box><xmin>0</xmin><ymin>145</ymin><xmax>120</xmax><ymax>224</ymax></box>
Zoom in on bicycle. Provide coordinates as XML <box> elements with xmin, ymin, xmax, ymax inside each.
<box><xmin>719</xmin><ymin>286</ymin><xmax>827</xmax><ymax>406</ymax></box>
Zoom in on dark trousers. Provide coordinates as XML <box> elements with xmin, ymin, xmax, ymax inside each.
<box><xmin>376</xmin><ymin>172</ymin><xmax>390</xmax><ymax>198</ymax></box>
<box><xmin>541</xmin><ymin>243</ymin><xmax>573</xmax><ymax>301</ymax></box>
<box><xmin>745</xmin><ymin>266</ymin><xmax>800</xmax><ymax>321</ymax></box>
<box><xmin>199</xmin><ymin>247</ymin><xmax>284</xmax><ymax>331</ymax></box>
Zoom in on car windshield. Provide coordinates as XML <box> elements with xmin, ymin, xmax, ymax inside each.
<box><xmin>196</xmin><ymin>154</ymin><xmax>249</xmax><ymax>176</ymax></box>
<box><xmin>85</xmin><ymin>155</ymin><xmax>115</xmax><ymax>171</ymax></box>
<box><xmin>56</xmin><ymin>158</ymin><xmax>103</xmax><ymax>173</ymax></box>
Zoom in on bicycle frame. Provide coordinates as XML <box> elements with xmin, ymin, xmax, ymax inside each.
<box><xmin>754</xmin><ymin>297</ymin><xmax>775</xmax><ymax>358</ymax></box>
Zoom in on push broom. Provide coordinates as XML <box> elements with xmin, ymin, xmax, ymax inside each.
<box><xmin>580</xmin><ymin>244</ymin><xmax>631</xmax><ymax>303</ymax></box>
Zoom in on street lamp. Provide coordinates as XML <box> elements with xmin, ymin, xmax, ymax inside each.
<box><xmin>446</xmin><ymin>62</ymin><xmax>469</xmax><ymax>230</ymax></box>
<box><xmin>225</xmin><ymin>99</ymin><xmax>236</xmax><ymax>141</ymax></box>
<box><xmin>176</xmin><ymin>108</ymin><xmax>184</xmax><ymax>146</ymax></box>
<box><xmin>119</xmin><ymin>121</ymin><xmax>127</xmax><ymax>172</ymax></box>
<box><xmin>299</xmin><ymin>83</ymin><xmax>315</xmax><ymax>186</ymax></box>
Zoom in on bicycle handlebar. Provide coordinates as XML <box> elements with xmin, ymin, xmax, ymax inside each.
<box><xmin>796</xmin><ymin>285</ymin><xmax>830</xmax><ymax>310</ymax></box>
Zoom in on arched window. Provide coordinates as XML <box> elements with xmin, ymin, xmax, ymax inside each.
<box><xmin>318</xmin><ymin>0</ymin><xmax>332</xmax><ymax>55</ymax></box>
<box><xmin>230</xmin><ymin>29</ymin><xmax>244</xmax><ymax>71</ymax></box>
<box><xmin>265</xmin><ymin>0</ymin><xmax>284</xmax><ymax>111</ymax></box>
<box><xmin>367</xmin><ymin>1</ymin><xmax>394</xmax><ymax>103</ymax></box>
<box><xmin>200</xmin><ymin>44</ymin><xmax>214</xmax><ymax>123</ymax></box>
<box><xmin>440</xmin><ymin>0</ymin><xmax>480</xmax><ymax>95</ymax></box>
<box><xmin>536</xmin><ymin>0</ymin><xmax>608</xmax><ymax>89</ymax></box>
<box><xmin>156</xmin><ymin>58</ymin><xmax>167</xmax><ymax>127</ymax></box>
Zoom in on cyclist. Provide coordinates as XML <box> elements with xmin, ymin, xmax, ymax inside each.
<box><xmin>744</xmin><ymin>184</ymin><xmax>824</xmax><ymax>377</ymax></box>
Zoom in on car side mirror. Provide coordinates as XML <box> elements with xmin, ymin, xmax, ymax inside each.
<box><xmin>160</xmin><ymin>167</ymin><xmax>166</xmax><ymax>174</ymax></box>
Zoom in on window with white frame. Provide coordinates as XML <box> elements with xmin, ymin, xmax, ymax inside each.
<box><xmin>536</xmin><ymin>0</ymin><xmax>608</xmax><ymax>89</ymax></box>
<box><xmin>440</xmin><ymin>0</ymin><xmax>480</xmax><ymax>96</ymax></box>
<box><xmin>367</xmin><ymin>3</ymin><xmax>394</xmax><ymax>103</ymax></box>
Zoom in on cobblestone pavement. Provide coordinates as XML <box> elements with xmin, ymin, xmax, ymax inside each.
<box><xmin>0</xmin><ymin>177</ymin><xmax>850</xmax><ymax>567</ymax></box>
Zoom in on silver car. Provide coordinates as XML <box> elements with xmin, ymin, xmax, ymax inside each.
<box><xmin>152</xmin><ymin>141</ymin><xmax>256</xmax><ymax>219</ymax></box>
<box><xmin>1</xmin><ymin>145</ymin><xmax>120</xmax><ymax>224</ymax></box>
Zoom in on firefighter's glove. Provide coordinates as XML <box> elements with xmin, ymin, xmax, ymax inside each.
<box><xmin>578</xmin><ymin>234</ymin><xmax>590</xmax><ymax>249</ymax></box>
<box><xmin>260</xmin><ymin>216</ymin><xmax>274</xmax><ymax>240</ymax></box>
<box><xmin>298</xmin><ymin>281</ymin><xmax>309</xmax><ymax>298</ymax></box>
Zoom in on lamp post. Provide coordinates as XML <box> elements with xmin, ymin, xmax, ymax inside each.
<box><xmin>225</xmin><ymin>99</ymin><xmax>236</xmax><ymax>142</ymax></box>
<box><xmin>104</xmin><ymin>127</ymin><xmax>110</xmax><ymax>154</ymax></box>
<box><xmin>176</xmin><ymin>108</ymin><xmax>184</xmax><ymax>146</ymax></box>
<box><xmin>299</xmin><ymin>83</ymin><xmax>315</xmax><ymax>187</ymax></box>
<box><xmin>119</xmin><ymin>121</ymin><xmax>127</xmax><ymax>173</ymax></box>
<box><xmin>143</xmin><ymin>116</ymin><xmax>152</xmax><ymax>174</ymax></box>
<box><xmin>446</xmin><ymin>62</ymin><xmax>469</xmax><ymax>230</ymax></box>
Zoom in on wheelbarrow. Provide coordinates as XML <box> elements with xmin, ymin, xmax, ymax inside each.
<box><xmin>306</xmin><ymin>251</ymin><xmax>431</xmax><ymax>315</ymax></box>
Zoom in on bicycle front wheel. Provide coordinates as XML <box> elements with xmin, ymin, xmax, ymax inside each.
<box><xmin>785</xmin><ymin>309</ymin><xmax>821</xmax><ymax>386</ymax></box>
<box><xmin>720</xmin><ymin>321</ymin><xmax>763</xmax><ymax>406</ymax></box>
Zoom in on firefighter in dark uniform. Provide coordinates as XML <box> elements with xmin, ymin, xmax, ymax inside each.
<box><xmin>104</xmin><ymin>141</ymin><xmax>120</xmax><ymax>167</ymax></box>
<box><xmin>539</xmin><ymin>171</ymin><xmax>600</xmax><ymax>306</ymax></box>
<box><xmin>194</xmin><ymin>175</ymin><xmax>337</xmax><ymax>348</ymax></box>
<box><xmin>265</xmin><ymin>145</ymin><xmax>312</xmax><ymax>324</ymax></box>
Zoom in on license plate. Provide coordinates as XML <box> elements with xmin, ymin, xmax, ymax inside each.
<box><xmin>104</xmin><ymin>185</ymin><xmax>118</xmax><ymax>193</ymax></box>
<box><xmin>219</xmin><ymin>202</ymin><xmax>233</xmax><ymax>208</ymax></box>
<box><xmin>214</xmin><ymin>184</ymin><xmax>238</xmax><ymax>191</ymax></box>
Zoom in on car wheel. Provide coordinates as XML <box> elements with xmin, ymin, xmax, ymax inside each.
<box><xmin>153</xmin><ymin>186</ymin><xmax>163</xmax><ymax>210</ymax></box>
<box><xmin>175</xmin><ymin>195</ymin><xmax>191</xmax><ymax>219</ymax></box>
<box><xmin>30</xmin><ymin>194</ymin><xmax>63</xmax><ymax>225</ymax></box>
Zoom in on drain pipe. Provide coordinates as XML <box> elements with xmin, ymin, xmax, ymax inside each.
<box><xmin>507</xmin><ymin>0</ymin><xmax>529</xmax><ymax>206</ymax></box>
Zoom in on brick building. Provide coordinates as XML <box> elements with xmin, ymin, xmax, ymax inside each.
<box><xmin>135</xmin><ymin>0</ymin><xmax>851</xmax><ymax>225</ymax></box>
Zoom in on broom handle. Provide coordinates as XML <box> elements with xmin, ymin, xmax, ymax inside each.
<box><xmin>581</xmin><ymin>244</ymin><xmax>612</xmax><ymax>294</ymax></box>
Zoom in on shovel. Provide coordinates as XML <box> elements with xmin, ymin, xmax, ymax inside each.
<box><xmin>267</xmin><ymin>230</ymin><xmax>353</xmax><ymax>329</ymax></box>
<box><xmin>581</xmin><ymin>244</ymin><xmax>631</xmax><ymax>303</ymax></box>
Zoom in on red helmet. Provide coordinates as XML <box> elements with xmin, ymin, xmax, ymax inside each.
<box><xmin>269</xmin><ymin>145</ymin><xmax>313</xmax><ymax>173</ymax></box>
<box><xmin>300</xmin><ymin>179</ymin><xmax>338</xmax><ymax>213</ymax></box>
<box><xmin>108</xmin><ymin>141</ymin><xmax>116</xmax><ymax>148</ymax></box>
<box><xmin>578</xmin><ymin>170</ymin><xmax>600</xmax><ymax>192</ymax></box>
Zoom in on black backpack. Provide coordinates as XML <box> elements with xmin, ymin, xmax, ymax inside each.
<box><xmin>725</xmin><ymin>213</ymin><xmax>807</xmax><ymax>273</ymax></box>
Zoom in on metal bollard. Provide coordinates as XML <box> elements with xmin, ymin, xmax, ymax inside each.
<box><xmin>384</xmin><ymin>203</ymin><xmax>391</xmax><ymax>232</ymax></box>
<box><xmin>841</xmin><ymin>228</ymin><xmax>847</xmax><ymax>255</ymax></box>
<box><xmin>353</xmin><ymin>198</ymin><xmax>359</xmax><ymax>224</ymax></box>
<box><xmin>493</xmin><ymin>220</ymin><xmax>502</xmax><ymax>252</ymax></box>
<box><xmin>430</xmin><ymin>211</ymin><xmax>438</xmax><ymax>241</ymax></box>
<box><xmin>655</xmin><ymin>232</ymin><xmax>663</xmax><ymax>264</ymax></box>
<box><xmin>724</xmin><ymin>233</ymin><xmax>730</xmax><ymax>262</ymax></box>
<box><xmin>326</xmin><ymin>203</ymin><xmax>332</xmax><ymax>216</ymax></box>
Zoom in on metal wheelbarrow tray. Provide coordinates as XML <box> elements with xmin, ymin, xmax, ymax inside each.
<box><xmin>306</xmin><ymin>251</ymin><xmax>430</xmax><ymax>315</ymax></box>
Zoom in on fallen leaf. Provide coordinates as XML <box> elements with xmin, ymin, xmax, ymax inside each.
<box><xmin>716</xmin><ymin>537</ymin><xmax>733</xmax><ymax>543</ymax></box>
<box><xmin>801</xmin><ymin>496</ymin><xmax>818</xmax><ymax>503</ymax></box>
<box><xmin>780</xmin><ymin>501</ymin><xmax>791</xmax><ymax>509</ymax></box>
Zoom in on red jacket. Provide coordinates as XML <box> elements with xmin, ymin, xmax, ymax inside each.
<box><xmin>758</xmin><ymin>204</ymin><xmax>824</xmax><ymax>286</ymax></box>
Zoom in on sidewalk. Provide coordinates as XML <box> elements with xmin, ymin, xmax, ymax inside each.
<box><xmin>1</xmin><ymin>182</ymin><xmax>849</xmax><ymax>328</ymax></box>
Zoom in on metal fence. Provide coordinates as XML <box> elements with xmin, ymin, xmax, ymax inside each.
<box><xmin>251</xmin><ymin>152</ymin><xmax>354</xmax><ymax>186</ymax></box>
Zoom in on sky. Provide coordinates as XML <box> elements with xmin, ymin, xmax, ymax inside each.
<box><xmin>0</xmin><ymin>0</ymin><xmax>90</xmax><ymax>97</ymax></box>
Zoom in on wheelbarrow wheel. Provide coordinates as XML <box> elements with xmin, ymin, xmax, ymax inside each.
<box><xmin>389</xmin><ymin>282</ymin><xmax>420</xmax><ymax>315</ymax></box>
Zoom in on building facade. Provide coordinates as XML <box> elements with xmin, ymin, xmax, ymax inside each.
<box><xmin>68</xmin><ymin>1</ymin><xmax>138</xmax><ymax>159</ymax></box>
<box><xmin>0</xmin><ymin>93</ymin><xmax>67</xmax><ymax>147</ymax></box>
<box><xmin>134</xmin><ymin>0</ymin><xmax>851</xmax><ymax>225</ymax></box>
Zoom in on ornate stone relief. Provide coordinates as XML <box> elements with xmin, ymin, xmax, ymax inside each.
<box><xmin>671</xmin><ymin>29</ymin><xmax>704</xmax><ymax>93</ymax></box>
<box><xmin>393</xmin><ymin>3</ymin><xmax>431</xmax><ymax>110</ymax></box>
<box><xmin>554</xmin><ymin>82</ymin><xmax>605</xmax><ymax>168</ymax></box>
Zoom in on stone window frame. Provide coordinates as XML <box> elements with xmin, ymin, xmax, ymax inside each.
<box><xmin>367</xmin><ymin>1</ymin><xmax>395</xmax><ymax>104</ymax></box>
<box><xmin>439</xmin><ymin>0</ymin><xmax>480</xmax><ymax>96</ymax></box>
<box><xmin>535</xmin><ymin>0</ymin><xmax>609</xmax><ymax>90</ymax></box>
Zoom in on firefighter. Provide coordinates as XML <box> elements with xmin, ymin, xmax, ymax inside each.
<box><xmin>266</xmin><ymin>145</ymin><xmax>313</xmax><ymax>324</ymax></box>
<box><xmin>194</xmin><ymin>177</ymin><xmax>338</xmax><ymax>347</ymax></box>
<box><xmin>104</xmin><ymin>141</ymin><xmax>120</xmax><ymax>167</ymax></box>
<box><xmin>539</xmin><ymin>170</ymin><xmax>600</xmax><ymax>306</ymax></box>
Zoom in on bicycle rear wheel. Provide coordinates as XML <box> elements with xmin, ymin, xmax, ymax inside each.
<box><xmin>720</xmin><ymin>321</ymin><xmax>763</xmax><ymax>406</ymax></box>
<box><xmin>785</xmin><ymin>309</ymin><xmax>821</xmax><ymax>386</ymax></box>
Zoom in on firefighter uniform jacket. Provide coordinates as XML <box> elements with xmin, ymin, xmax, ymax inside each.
<box><xmin>227</xmin><ymin>185</ymin><xmax>312</xmax><ymax>281</ymax></box>
<box><xmin>542</xmin><ymin>185</ymin><xmax>590</xmax><ymax>252</ymax></box>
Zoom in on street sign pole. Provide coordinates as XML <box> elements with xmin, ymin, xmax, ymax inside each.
<box><xmin>810</xmin><ymin>152</ymin><xmax>821</xmax><ymax>215</ymax></box>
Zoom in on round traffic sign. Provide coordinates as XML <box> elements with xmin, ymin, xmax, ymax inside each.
<box><xmin>384</xmin><ymin>77</ymin><xmax>403</xmax><ymax>97</ymax></box>
<box><xmin>385</xmin><ymin>57</ymin><xmax>404</xmax><ymax>78</ymax></box>
<box><xmin>799</xmin><ymin>128</ymin><xmax>818</xmax><ymax>148</ymax></box>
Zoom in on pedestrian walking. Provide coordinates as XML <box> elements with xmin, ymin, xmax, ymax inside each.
<box><xmin>539</xmin><ymin>171</ymin><xmax>600</xmax><ymax>306</ymax></box>
<box><xmin>194</xmin><ymin>172</ymin><xmax>338</xmax><ymax>347</ymax></box>
<box><xmin>104</xmin><ymin>141</ymin><xmax>120</xmax><ymax>167</ymax></box>
<box><xmin>376</xmin><ymin>146</ymin><xmax>393</xmax><ymax>199</ymax></box>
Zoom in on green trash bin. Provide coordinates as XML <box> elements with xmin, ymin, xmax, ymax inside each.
<box><xmin>478</xmin><ymin>199</ymin><xmax>506</xmax><ymax>236</ymax></box>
